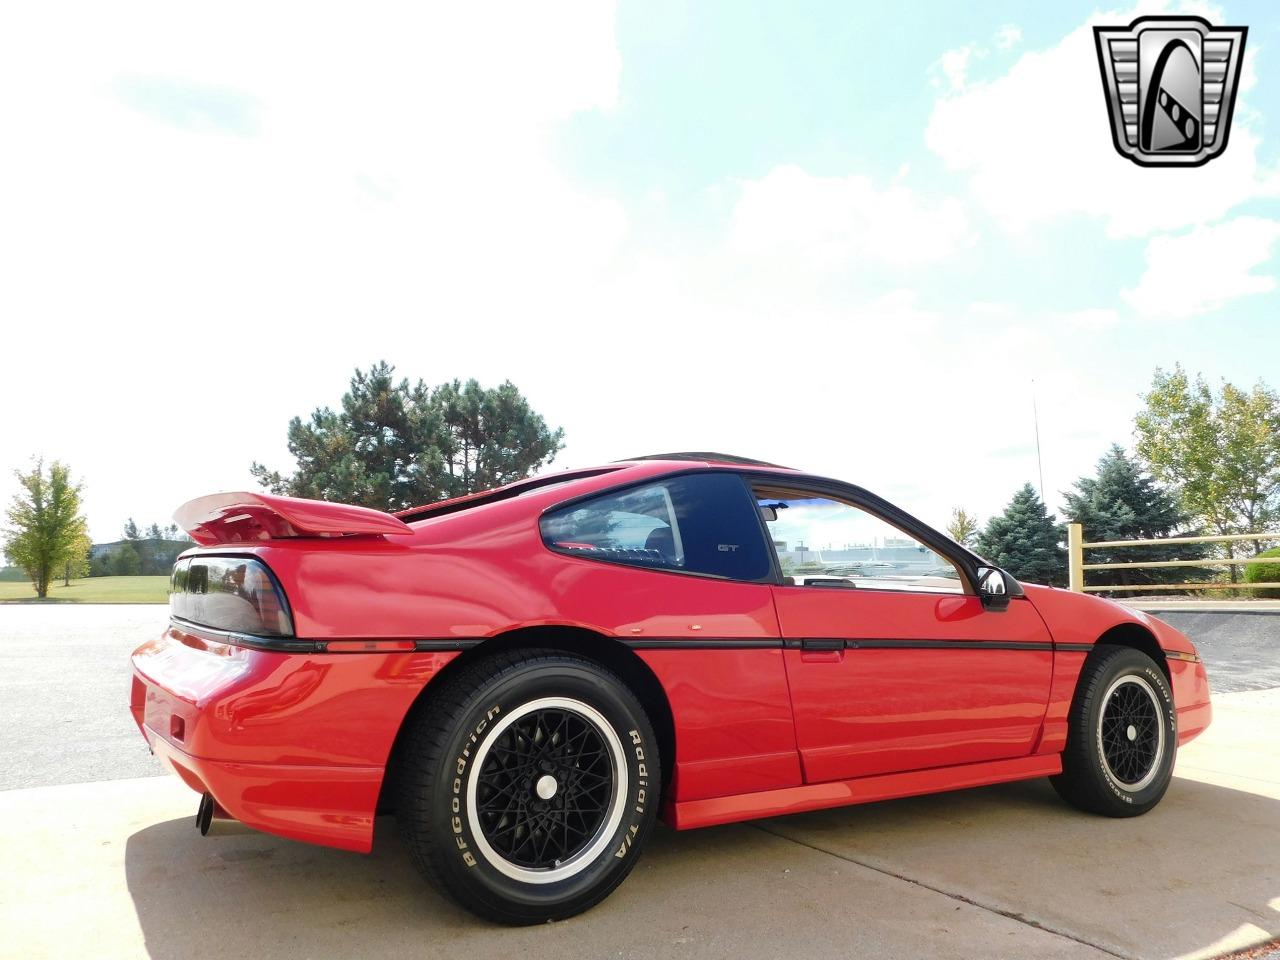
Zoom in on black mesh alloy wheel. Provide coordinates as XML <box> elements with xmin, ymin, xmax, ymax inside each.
<box><xmin>1052</xmin><ymin>645</ymin><xmax>1177</xmax><ymax>817</ymax></box>
<box><xmin>396</xmin><ymin>650</ymin><xmax>659</xmax><ymax>924</ymax></box>
<box><xmin>1098</xmin><ymin>676</ymin><xmax>1164</xmax><ymax>789</ymax></box>
<box><xmin>471</xmin><ymin>700</ymin><xmax>620</xmax><ymax>875</ymax></box>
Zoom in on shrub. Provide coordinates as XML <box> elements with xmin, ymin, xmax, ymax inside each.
<box><xmin>1243</xmin><ymin>546</ymin><xmax>1280</xmax><ymax>597</ymax></box>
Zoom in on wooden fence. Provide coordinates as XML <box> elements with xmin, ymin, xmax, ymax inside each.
<box><xmin>1066</xmin><ymin>525</ymin><xmax>1280</xmax><ymax>594</ymax></box>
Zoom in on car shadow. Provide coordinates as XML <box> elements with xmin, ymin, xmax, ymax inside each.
<box><xmin>124</xmin><ymin>776</ymin><xmax>1278</xmax><ymax>960</ymax></box>
<box><xmin>758</xmin><ymin>775</ymin><xmax>1280</xmax><ymax>960</ymax></box>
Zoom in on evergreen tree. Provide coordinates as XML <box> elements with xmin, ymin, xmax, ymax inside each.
<box><xmin>433</xmin><ymin>378</ymin><xmax>567</xmax><ymax>493</ymax></box>
<box><xmin>976</xmin><ymin>484</ymin><xmax>1065</xmax><ymax>586</ymax></box>
<box><xmin>252</xmin><ymin>362</ymin><xmax>565</xmax><ymax>511</ymax></box>
<box><xmin>1063</xmin><ymin>445</ymin><xmax>1208</xmax><ymax>593</ymax></box>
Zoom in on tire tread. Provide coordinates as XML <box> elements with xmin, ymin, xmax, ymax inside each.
<box><xmin>1051</xmin><ymin>644</ymin><xmax>1174</xmax><ymax>817</ymax></box>
<box><xmin>394</xmin><ymin>648</ymin><xmax>649</xmax><ymax>921</ymax></box>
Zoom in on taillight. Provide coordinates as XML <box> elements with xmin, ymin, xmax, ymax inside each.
<box><xmin>169</xmin><ymin>556</ymin><xmax>294</xmax><ymax>637</ymax></box>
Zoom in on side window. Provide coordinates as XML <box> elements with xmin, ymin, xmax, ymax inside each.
<box><xmin>542</xmin><ymin>473</ymin><xmax>772</xmax><ymax>581</ymax></box>
<box><xmin>756</xmin><ymin>489</ymin><xmax>964</xmax><ymax>594</ymax></box>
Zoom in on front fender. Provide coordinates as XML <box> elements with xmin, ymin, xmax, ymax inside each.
<box><xmin>1020</xmin><ymin>584</ymin><xmax>1197</xmax><ymax>656</ymax></box>
<box><xmin>1021</xmin><ymin>584</ymin><xmax>1210</xmax><ymax>746</ymax></box>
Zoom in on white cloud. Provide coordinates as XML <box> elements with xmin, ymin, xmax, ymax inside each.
<box><xmin>728</xmin><ymin>165</ymin><xmax>972</xmax><ymax>268</ymax></box>
<box><xmin>931</xmin><ymin>26</ymin><xmax>1021</xmax><ymax>94</ymax></box>
<box><xmin>0</xmin><ymin>0</ymin><xmax>1267</xmax><ymax>550</ymax></box>
<box><xmin>925</xmin><ymin>2</ymin><xmax>1280</xmax><ymax>237</ymax></box>
<box><xmin>0</xmin><ymin>2</ymin><xmax>626</xmax><ymax>539</ymax></box>
<box><xmin>1123</xmin><ymin>216</ymin><xmax>1280</xmax><ymax>317</ymax></box>
<box><xmin>932</xmin><ymin>45</ymin><xmax>977</xmax><ymax>92</ymax></box>
<box><xmin>994</xmin><ymin>25</ymin><xmax>1022</xmax><ymax>50</ymax></box>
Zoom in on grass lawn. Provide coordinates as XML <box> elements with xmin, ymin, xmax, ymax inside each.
<box><xmin>0</xmin><ymin>576</ymin><xmax>169</xmax><ymax>604</ymax></box>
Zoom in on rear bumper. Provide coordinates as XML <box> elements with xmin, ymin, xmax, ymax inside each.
<box><xmin>131</xmin><ymin>623</ymin><xmax>459</xmax><ymax>852</ymax></box>
<box><xmin>142</xmin><ymin>728</ymin><xmax>382</xmax><ymax>851</ymax></box>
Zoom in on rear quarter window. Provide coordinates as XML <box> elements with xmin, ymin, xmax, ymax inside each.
<box><xmin>541</xmin><ymin>472</ymin><xmax>772</xmax><ymax>581</ymax></box>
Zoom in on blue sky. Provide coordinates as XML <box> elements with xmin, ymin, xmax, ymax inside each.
<box><xmin>555</xmin><ymin>0</ymin><xmax>1280</xmax><ymax>384</ymax></box>
<box><xmin>1</xmin><ymin>1</ymin><xmax>1277</xmax><ymax>541</ymax></box>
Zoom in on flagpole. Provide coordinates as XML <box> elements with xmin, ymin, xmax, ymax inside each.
<box><xmin>1032</xmin><ymin>380</ymin><xmax>1045</xmax><ymax>503</ymax></box>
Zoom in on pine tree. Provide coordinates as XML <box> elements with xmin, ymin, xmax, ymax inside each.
<box><xmin>251</xmin><ymin>362</ymin><xmax>565</xmax><ymax>511</ymax></box>
<box><xmin>1063</xmin><ymin>445</ymin><xmax>1208</xmax><ymax>593</ymax></box>
<box><xmin>976</xmin><ymin>484</ymin><xmax>1065</xmax><ymax>586</ymax></box>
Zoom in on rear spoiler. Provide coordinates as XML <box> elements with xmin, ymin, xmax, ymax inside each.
<box><xmin>174</xmin><ymin>492</ymin><xmax>414</xmax><ymax>546</ymax></box>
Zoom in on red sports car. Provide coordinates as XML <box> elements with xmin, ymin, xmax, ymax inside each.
<box><xmin>130</xmin><ymin>453</ymin><xmax>1211</xmax><ymax>923</ymax></box>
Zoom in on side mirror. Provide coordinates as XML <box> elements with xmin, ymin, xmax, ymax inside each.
<box><xmin>977</xmin><ymin>567</ymin><xmax>1011</xmax><ymax>610</ymax></box>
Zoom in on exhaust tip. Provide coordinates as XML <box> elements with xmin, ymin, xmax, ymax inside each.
<box><xmin>195</xmin><ymin>792</ymin><xmax>252</xmax><ymax>838</ymax></box>
<box><xmin>196</xmin><ymin>792</ymin><xmax>216</xmax><ymax>836</ymax></box>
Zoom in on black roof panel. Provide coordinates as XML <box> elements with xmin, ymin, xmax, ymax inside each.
<box><xmin>622</xmin><ymin>452</ymin><xmax>791</xmax><ymax>468</ymax></box>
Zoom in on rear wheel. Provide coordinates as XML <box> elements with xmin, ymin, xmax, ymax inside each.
<box><xmin>396</xmin><ymin>650</ymin><xmax>659</xmax><ymax>924</ymax></box>
<box><xmin>1051</xmin><ymin>645</ymin><xmax>1176</xmax><ymax>817</ymax></box>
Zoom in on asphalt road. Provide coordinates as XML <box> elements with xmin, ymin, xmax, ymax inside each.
<box><xmin>1154</xmin><ymin>610</ymin><xmax>1280</xmax><ymax>692</ymax></box>
<box><xmin>4</xmin><ymin>690</ymin><xmax>1277</xmax><ymax>960</ymax></box>
<box><xmin>0</xmin><ymin>605</ymin><xmax>167</xmax><ymax>791</ymax></box>
<box><xmin>0</xmin><ymin>604</ymin><xmax>1275</xmax><ymax>791</ymax></box>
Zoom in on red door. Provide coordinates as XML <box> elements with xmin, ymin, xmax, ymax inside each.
<box><xmin>752</xmin><ymin>482</ymin><xmax>1053</xmax><ymax>786</ymax></box>
<box><xmin>776</xmin><ymin>587</ymin><xmax>1053</xmax><ymax>783</ymax></box>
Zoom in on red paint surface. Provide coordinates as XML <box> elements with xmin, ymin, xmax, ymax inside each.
<box><xmin>668</xmin><ymin>754</ymin><xmax>1064</xmax><ymax>830</ymax></box>
<box><xmin>176</xmin><ymin>490</ymin><xmax>414</xmax><ymax>545</ymax></box>
<box><xmin>775</xmin><ymin>589</ymin><xmax>1053</xmax><ymax>782</ymax></box>
<box><xmin>1036</xmin><ymin>650</ymin><xmax>1089</xmax><ymax>756</ymax></box>
<box><xmin>131</xmin><ymin>624</ymin><xmax>457</xmax><ymax>851</ymax></box>
<box><xmin>637</xmin><ymin>648</ymin><xmax>801</xmax><ymax>801</ymax></box>
<box><xmin>131</xmin><ymin>458</ymin><xmax>1212</xmax><ymax>852</ymax></box>
<box><xmin>1170</xmin><ymin>657</ymin><xmax>1213</xmax><ymax>745</ymax></box>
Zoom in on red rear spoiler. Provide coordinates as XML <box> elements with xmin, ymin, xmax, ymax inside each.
<box><xmin>174</xmin><ymin>492</ymin><xmax>414</xmax><ymax>546</ymax></box>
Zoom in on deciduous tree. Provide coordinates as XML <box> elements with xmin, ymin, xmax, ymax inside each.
<box><xmin>946</xmin><ymin>508</ymin><xmax>980</xmax><ymax>548</ymax></box>
<box><xmin>3</xmin><ymin>460</ymin><xmax>89</xmax><ymax>598</ymax></box>
<box><xmin>62</xmin><ymin>532</ymin><xmax>92</xmax><ymax>586</ymax></box>
<box><xmin>110</xmin><ymin>542</ymin><xmax>142</xmax><ymax>576</ymax></box>
<box><xmin>1135</xmin><ymin>367</ymin><xmax>1280</xmax><ymax>580</ymax></box>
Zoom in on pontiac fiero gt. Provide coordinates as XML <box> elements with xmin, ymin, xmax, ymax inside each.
<box><xmin>130</xmin><ymin>454</ymin><xmax>1211</xmax><ymax>923</ymax></box>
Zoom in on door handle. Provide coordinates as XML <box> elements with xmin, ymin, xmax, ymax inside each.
<box><xmin>800</xmin><ymin>638</ymin><xmax>845</xmax><ymax>651</ymax></box>
<box><xmin>798</xmin><ymin>638</ymin><xmax>845</xmax><ymax>663</ymax></box>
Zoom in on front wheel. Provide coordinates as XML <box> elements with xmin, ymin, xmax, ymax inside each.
<box><xmin>1051</xmin><ymin>645</ymin><xmax>1177</xmax><ymax>817</ymax></box>
<box><xmin>396</xmin><ymin>650</ymin><xmax>659</xmax><ymax>924</ymax></box>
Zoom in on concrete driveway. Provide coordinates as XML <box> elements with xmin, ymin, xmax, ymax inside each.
<box><xmin>0</xmin><ymin>606</ymin><xmax>1277</xmax><ymax>959</ymax></box>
